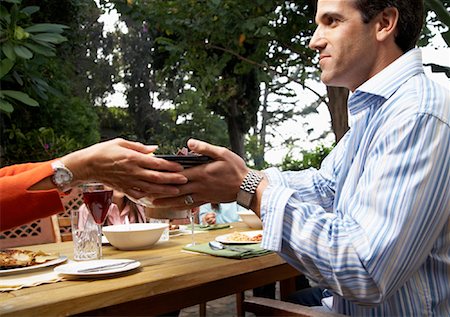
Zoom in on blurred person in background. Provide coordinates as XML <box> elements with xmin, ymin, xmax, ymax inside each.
<box><xmin>199</xmin><ymin>202</ymin><xmax>244</xmax><ymax>225</ymax></box>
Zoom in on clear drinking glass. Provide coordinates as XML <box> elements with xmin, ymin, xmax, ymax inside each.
<box><xmin>82</xmin><ymin>183</ymin><xmax>113</xmax><ymax>259</ymax></box>
<box><xmin>71</xmin><ymin>209</ymin><xmax>101</xmax><ymax>260</ymax></box>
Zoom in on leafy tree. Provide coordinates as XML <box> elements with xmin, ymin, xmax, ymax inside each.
<box><xmin>102</xmin><ymin>3</ymin><xmax>231</xmax><ymax>152</ymax></box>
<box><xmin>0</xmin><ymin>0</ymin><xmax>68</xmax><ymax>113</ymax></box>
<box><xmin>96</xmin><ymin>105</ymin><xmax>136</xmax><ymax>140</ymax></box>
<box><xmin>280</xmin><ymin>144</ymin><xmax>333</xmax><ymax>171</ymax></box>
<box><xmin>425</xmin><ymin>0</ymin><xmax>450</xmax><ymax>46</ymax></box>
<box><xmin>0</xmin><ymin>0</ymin><xmax>101</xmax><ymax>166</ymax></box>
<box><xmin>112</xmin><ymin>0</ymin><xmax>318</xmax><ymax>158</ymax></box>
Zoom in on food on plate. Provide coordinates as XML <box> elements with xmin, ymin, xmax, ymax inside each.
<box><xmin>176</xmin><ymin>147</ymin><xmax>200</xmax><ymax>156</ymax></box>
<box><xmin>226</xmin><ymin>231</ymin><xmax>262</xmax><ymax>242</ymax></box>
<box><xmin>0</xmin><ymin>249</ymin><xmax>59</xmax><ymax>269</ymax></box>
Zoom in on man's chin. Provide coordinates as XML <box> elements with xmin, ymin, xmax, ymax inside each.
<box><xmin>320</xmin><ymin>74</ymin><xmax>333</xmax><ymax>86</ymax></box>
<box><xmin>321</xmin><ymin>75</ymin><xmax>347</xmax><ymax>89</ymax></box>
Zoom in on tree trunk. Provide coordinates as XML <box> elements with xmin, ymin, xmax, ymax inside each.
<box><xmin>227</xmin><ymin>100</ymin><xmax>245</xmax><ymax>158</ymax></box>
<box><xmin>326</xmin><ymin>86</ymin><xmax>349</xmax><ymax>142</ymax></box>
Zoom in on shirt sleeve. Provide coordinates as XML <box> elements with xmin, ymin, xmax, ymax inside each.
<box><xmin>260</xmin><ymin>114</ymin><xmax>450</xmax><ymax>304</ymax></box>
<box><xmin>0</xmin><ymin>161</ymin><xmax>64</xmax><ymax>231</ymax></box>
<box><xmin>260</xmin><ymin>138</ymin><xmax>344</xmax><ymax>251</ymax></box>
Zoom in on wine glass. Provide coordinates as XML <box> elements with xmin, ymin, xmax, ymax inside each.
<box><xmin>186</xmin><ymin>208</ymin><xmax>197</xmax><ymax>247</ymax></box>
<box><xmin>82</xmin><ymin>183</ymin><xmax>113</xmax><ymax>259</ymax></box>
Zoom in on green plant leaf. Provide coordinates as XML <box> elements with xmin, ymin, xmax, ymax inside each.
<box><xmin>21</xmin><ymin>6</ymin><xmax>40</xmax><ymax>15</ymax></box>
<box><xmin>0</xmin><ymin>99</ymin><xmax>14</xmax><ymax>113</ymax></box>
<box><xmin>13</xmin><ymin>45</ymin><xmax>33</xmax><ymax>59</ymax></box>
<box><xmin>30</xmin><ymin>33</ymin><xmax>67</xmax><ymax>44</ymax></box>
<box><xmin>12</xmin><ymin>70</ymin><xmax>23</xmax><ymax>85</ymax></box>
<box><xmin>24</xmin><ymin>23</ymin><xmax>68</xmax><ymax>33</ymax></box>
<box><xmin>23</xmin><ymin>42</ymin><xmax>55</xmax><ymax>56</ymax></box>
<box><xmin>0</xmin><ymin>5</ymin><xmax>9</xmax><ymax>20</ymax></box>
<box><xmin>1</xmin><ymin>90</ymin><xmax>39</xmax><ymax>106</ymax></box>
<box><xmin>30</xmin><ymin>39</ymin><xmax>55</xmax><ymax>49</ymax></box>
<box><xmin>2</xmin><ymin>43</ymin><xmax>16</xmax><ymax>61</ymax></box>
<box><xmin>0</xmin><ymin>58</ymin><xmax>14</xmax><ymax>79</ymax></box>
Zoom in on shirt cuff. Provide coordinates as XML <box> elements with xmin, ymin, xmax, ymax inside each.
<box><xmin>260</xmin><ymin>183</ymin><xmax>296</xmax><ymax>251</ymax></box>
<box><xmin>263</xmin><ymin>167</ymin><xmax>289</xmax><ymax>187</ymax></box>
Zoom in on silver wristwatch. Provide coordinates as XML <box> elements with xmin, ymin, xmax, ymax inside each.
<box><xmin>236</xmin><ymin>170</ymin><xmax>264</xmax><ymax>209</ymax></box>
<box><xmin>51</xmin><ymin>160</ymin><xmax>73</xmax><ymax>192</ymax></box>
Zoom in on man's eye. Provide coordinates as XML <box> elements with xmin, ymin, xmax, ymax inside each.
<box><xmin>327</xmin><ymin>17</ymin><xmax>339</xmax><ymax>25</ymax></box>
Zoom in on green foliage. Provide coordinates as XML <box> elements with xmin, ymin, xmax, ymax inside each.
<box><xmin>147</xmin><ymin>91</ymin><xmax>230</xmax><ymax>154</ymax></box>
<box><xmin>280</xmin><ymin>144</ymin><xmax>333</xmax><ymax>171</ymax></box>
<box><xmin>112</xmin><ymin>0</ymin><xmax>317</xmax><ymax>156</ymax></box>
<box><xmin>0</xmin><ymin>0</ymin><xmax>68</xmax><ymax>113</ymax></box>
<box><xmin>245</xmin><ymin>134</ymin><xmax>271</xmax><ymax>170</ymax></box>
<box><xmin>0</xmin><ymin>0</ymin><xmax>101</xmax><ymax>166</ymax></box>
<box><xmin>96</xmin><ymin>106</ymin><xmax>136</xmax><ymax>140</ymax></box>
<box><xmin>425</xmin><ymin>0</ymin><xmax>450</xmax><ymax>46</ymax></box>
<box><xmin>2</xmin><ymin>125</ymin><xmax>81</xmax><ymax>164</ymax></box>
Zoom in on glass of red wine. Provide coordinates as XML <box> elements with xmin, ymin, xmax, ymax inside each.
<box><xmin>82</xmin><ymin>183</ymin><xmax>113</xmax><ymax>259</ymax></box>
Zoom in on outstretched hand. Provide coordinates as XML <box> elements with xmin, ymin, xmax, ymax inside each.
<box><xmin>62</xmin><ymin>138</ymin><xmax>188</xmax><ymax>199</ymax></box>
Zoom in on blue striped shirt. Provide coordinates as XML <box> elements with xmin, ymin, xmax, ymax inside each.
<box><xmin>260</xmin><ymin>48</ymin><xmax>450</xmax><ymax>316</ymax></box>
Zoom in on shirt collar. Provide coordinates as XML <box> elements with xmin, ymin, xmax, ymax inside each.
<box><xmin>356</xmin><ymin>48</ymin><xmax>424</xmax><ymax>99</ymax></box>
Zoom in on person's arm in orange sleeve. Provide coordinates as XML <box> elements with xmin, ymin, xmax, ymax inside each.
<box><xmin>0</xmin><ymin>138</ymin><xmax>190</xmax><ymax>232</ymax></box>
<box><xmin>0</xmin><ymin>162</ymin><xmax>64</xmax><ymax>231</ymax></box>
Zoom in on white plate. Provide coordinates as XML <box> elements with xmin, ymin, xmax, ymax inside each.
<box><xmin>215</xmin><ymin>230</ymin><xmax>263</xmax><ymax>244</ymax></box>
<box><xmin>54</xmin><ymin>259</ymin><xmax>140</xmax><ymax>277</ymax></box>
<box><xmin>0</xmin><ymin>256</ymin><xmax>68</xmax><ymax>276</ymax></box>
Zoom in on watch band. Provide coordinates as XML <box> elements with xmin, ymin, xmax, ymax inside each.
<box><xmin>236</xmin><ymin>170</ymin><xmax>264</xmax><ymax>209</ymax></box>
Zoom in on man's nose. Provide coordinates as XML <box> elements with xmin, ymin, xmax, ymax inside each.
<box><xmin>309</xmin><ymin>26</ymin><xmax>325</xmax><ymax>50</ymax></box>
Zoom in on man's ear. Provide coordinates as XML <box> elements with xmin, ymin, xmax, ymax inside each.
<box><xmin>375</xmin><ymin>7</ymin><xmax>399</xmax><ymax>42</ymax></box>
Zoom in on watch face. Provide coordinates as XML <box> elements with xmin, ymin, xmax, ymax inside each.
<box><xmin>56</xmin><ymin>171</ymin><xmax>67</xmax><ymax>182</ymax></box>
<box><xmin>54</xmin><ymin>167</ymin><xmax>72</xmax><ymax>186</ymax></box>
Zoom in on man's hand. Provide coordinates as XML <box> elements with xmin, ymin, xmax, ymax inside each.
<box><xmin>150</xmin><ymin>138</ymin><xmax>250</xmax><ymax>209</ymax></box>
<box><xmin>202</xmin><ymin>212</ymin><xmax>216</xmax><ymax>225</ymax></box>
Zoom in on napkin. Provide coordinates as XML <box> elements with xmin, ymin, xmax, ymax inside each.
<box><xmin>183</xmin><ymin>242</ymin><xmax>272</xmax><ymax>259</ymax></box>
<box><xmin>193</xmin><ymin>224</ymin><xmax>230</xmax><ymax>231</ymax></box>
<box><xmin>0</xmin><ymin>268</ymin><xmax>65</xmax><ymax>292</ymax></box>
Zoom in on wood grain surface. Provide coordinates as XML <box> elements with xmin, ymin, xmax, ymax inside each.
<box><xmin>0</xmin><ymin>222</ymin><xmax>299</xmax><ymax>317</ymax></box>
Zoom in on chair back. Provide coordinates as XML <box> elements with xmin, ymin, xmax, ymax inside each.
<box><xmin>0</xmin><ymin>188</ymin><xmax>84</xmax><ymax>248</ymax></box>
<box><xmin>0</xmin><ymin>216</ymin><xmax>60</xmax><ymax>248</ymax></box>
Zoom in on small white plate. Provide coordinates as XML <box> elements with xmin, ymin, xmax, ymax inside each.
<box><xmin>215</xmin><ymin>230</ymin><xmax>263</xmax><ymax>244</ymax></box>
<box><xmin>0</xmin><ymin>256</ymin><xmax>68</xmax><ymax>276</ymax></box>
<box><xmin>54</xmin><ymin>259</ymin><xmax>140</xmax><ymax>277</ymax></box>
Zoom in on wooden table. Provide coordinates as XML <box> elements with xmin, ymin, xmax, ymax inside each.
<box><xmin>0</xmin><ymin>223</ymin><xmax>299</xmax><ymax>316</ymax></box>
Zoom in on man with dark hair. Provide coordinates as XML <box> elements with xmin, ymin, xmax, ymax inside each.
<box><xmin>153</xmin><ymin>0</ymin><xmax>449</xmax><ymax>315</ymax></box>
<box><xmin>354</xmin><ymin>0</ymin><xmax>423</xmax><ymax>52</ymax></box>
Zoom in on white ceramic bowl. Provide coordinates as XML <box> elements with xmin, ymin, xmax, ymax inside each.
<box><xmin>102</xmin><ymin>223</ymin><xmax>168</xmax><ymax>250</ymax></box>
<box><xmin>237</xmin><ymin>210</ymin><xmax>263</xmax><ymax>229</ymax></box>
